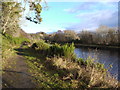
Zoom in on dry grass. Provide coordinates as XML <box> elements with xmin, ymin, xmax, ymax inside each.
<box><xmin>47</xmin><ymin>56</ymin><xmax>118</xmax><ymax>88</ymax></box>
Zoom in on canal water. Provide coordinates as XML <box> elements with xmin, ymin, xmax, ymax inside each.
<box><xmin>74</xmin><ymin>47</ymin><xmax>119</xmax><ymax>80</ymax></box>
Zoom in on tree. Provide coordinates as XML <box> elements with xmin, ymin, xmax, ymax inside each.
<box><xmin>1</xmin><ymin>2</ymin><xmax>22</xmax><ymax>34</ymax></box>
<box><xmin>25</xmin><ymin>1</ymin><xmax>42</xmax><ymax>24</ymax></box>
<box><xmin>1</xmin><ymin>0</ymin><xmax>45</xmax><ymax>34</ymax></box>
<box><xmin>54</xmin><ymin>33</ymin><xmax>66</xmax><ymax>43</ymax></box>
<box><xmin>78</xmin><ymin>30</ymin><xmax>93</xmax><ymax>44</ymax></box>
<box><xmin>64</xmin><ymin>30</ymin><xmax>79</xmax><ymax>41</ymax></box>
<box><xmin>96</xmin><ymin>25</ymin><xmax>109</xmax><ymax>34</ymax></box>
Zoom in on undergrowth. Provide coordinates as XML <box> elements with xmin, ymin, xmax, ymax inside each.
<box><xmin>2</xmin><ymin>34</ymin><xmax>30</xmax><ymax>68</ymax></box>
<box><xmin>3</xmin><ymin>34</ymin><xmax>118</xmax><ymax>88</ymax></box>
<box><xmin>34</xmin><ymin>42</ymin><xmax>76</xmax><ymax>60</ymax></box>
<box><xmin>17</xmin><ymin>40</ymin><xmax>118</xmax><ymax>88</ymax></box>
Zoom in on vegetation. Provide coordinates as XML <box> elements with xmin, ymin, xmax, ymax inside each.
<box><xmin>1</xmin><ymin>0</ymin><xmax>44</xmax><ymax>35</ymax></box>
<box><xmin>1</xmin><ymin>0</ymin><xmax>44</xmax><ymax>71</ymax></box>
<box><xmin>1</xmin><ymin>2</ymin><xmax>22</xmax><ymax>35</ymax></box>
<box><xmin>45</xmin><ymin>30</ymin><xmax>79</xmax><ymax>43</ymax></box>
<box><xmin>77</xmin><ymin>26</ymin><xmax>119</xmax><ymax>46</ymax></box>
<box><xmin>3</xmin><ymin>33</ymin><xmax>118</xmax><ymax>88</ymax></box>
<box><xmin>33</xmin><ymin>40</ymin><xmax>50</xmax><ymax>50</ymax></box>
<box><xmin>44</xmin><ymin>26</ymin><xmax>120</xmax><ymax>47</ymax></box>
<box><xmin>2</xmin><ymin>34</ymin><xmax>30</xmax><ymax>68</ymax></box>
<box><xmin>1</xmin><ymin>0</ymin><xmax>119</xmax><ymax>89</ymax></box>
<box><xmin>14</xmin><ymin>40</ymin><xmax>118</xmax><ymax>88</ymax></box>
<box><xmin>47</xmin><ymin>43</ymin><xmax>75</xmax><ymax>60</ymax></box>
<box><xmin>25</xmin><ymin>1</ymin><xmax>43</xmax><ymax>24</ymax></box>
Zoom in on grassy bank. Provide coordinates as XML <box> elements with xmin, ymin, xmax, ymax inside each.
<box><xmin>2</xmin><ymin>34</ymin><xmax>119</xmax><ymax>88</ymax></box>
<box><xmin>50</xmin><ymin>42</ymin><xmax>120</xmax><ymax>50</ymax></box>
<box><xmin>14</xmin><ymin>40</ymin><xmax>119</xmax><ymax>88</ymax></box>
<box><xmin>2</xmin><ymin>34</ymin><xmax>30</xmax><ymax>69</ymax></box>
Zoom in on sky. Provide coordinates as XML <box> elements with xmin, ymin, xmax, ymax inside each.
<box><xmin>20</xmin><ymin>1</ymin><xmax>118</xmax><ymax>33</ymax></box>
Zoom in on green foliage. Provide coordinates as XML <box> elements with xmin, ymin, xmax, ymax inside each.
<box><xmin>34</xmin><ymin>3</ymin><xmax>42</xmax><ymax>13</ymax></box>
<box><xmin>47</xmin><ymin>43</ymin><xmax>76</xmax><ymax>59</ymax></box>
<box><xmin>33</xmin><ymin>41</ymin><xmax>75</xmax><ymax>59</ymax></box>
<box><xmin>95</xmin><ymin>63</ymin><xmax>107</xmax><ymax>72</ymax></box>
<box><xmin>4</xmin><ymin>34</ymin><xmax>30</xmax><ymax>45</ymax></box>
<box><xmin>26</xmin><ymin>1</ymin><xmax>43</xmax><ymax>24</ymax></box>
<box><xmin>2</xmin><ymin>34</ymin><xmax>30</xmax><ymax>61</ymax></box>
<box><xmin>48</xmin><ymin>43</ymin><xmax>62</xmax><ymax>57</ymax></box>
<box><xmin>16</xmin><ymin>40</ymin><xmax>117</xmax><ymax>88</ymax></box>
<box><xmin>2</xmin><ymin>2</ymin><xmax>22</xmax><ymax>34</ymax></box>
<box><xmin>75</xmin><ymin>56</ymin><xmax>107</xmax><ymax>73</ymax></box>
<box><xmin>35</xmin><ymin>40</ymin><xmax>50</xmax><ymax>50</ymax></box>
<box><xmin>62</xmin><ymin>43</ymin><xmax>75</xmax><ymax>59</ymax></box>
<box><xmin>76</xmin><ymin>58</ymin><xmax>84</xmax><ymax>64</ymax></box>
<box><xmin>85</xmin><ymin>60</ymin><xmax>94</xmax><ymax>66</ymax></box>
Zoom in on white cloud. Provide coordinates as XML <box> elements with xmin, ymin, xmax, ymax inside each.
<box><xmin>64</xmin><ymin>2</ymin><xmax>117</xmax><ymax>13</ymax></box>
<box><xmin>77</xmin><ymin>10</ymin><xmax>118</xmax><ymax>26</ymax></box>
<box><xmin>64</xmin><ymin>1</ymin><xmax>118</xmax><ymax>31</ymax></box>
<box><xmin>66</xmin><ymin>9</ymin><xmax>118</xmax><ymax>31</ymax></box>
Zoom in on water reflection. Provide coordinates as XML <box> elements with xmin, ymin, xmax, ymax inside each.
<box><xmin>74</xmin><ymin>47</ymin><xmax>119</xmax><ymax>80</ymax></box>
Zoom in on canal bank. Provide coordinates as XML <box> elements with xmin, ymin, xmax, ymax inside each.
<box><xmin>74</xmin><ymin>47</ymin><xmax>119</xmax><ymax>81</ymax></box>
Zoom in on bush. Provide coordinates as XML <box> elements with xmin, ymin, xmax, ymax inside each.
<box><xmin>34</xmin><ymin>40</ymin><xmax>50</xmax><ymax>50</ymax></box>
<box><xmin>47</xmin><ymin>43</ymin><xmax>76</xmax><ymax>59</ymax></box>
<box><xmin>62</xmin><ymin>43</ymin><xmax>75</xmax><ymax>59</ymax></box>
<box><xmin>47</xmin><ymin>43</ymin><xmax>62</xmax><ymax>57</ymax></box>
<box><xmin>95</xmin><ymin>63</ymin><xmax>107</xmax><ymax>72</ymax></box>
<box><xmin>31</xmin><ymin>41</ymin><xmax>76</xmax><ymax>59</ymax></box>
<box><xmin>76</xmin><ymin>58</ymin><xmax>84</xmax><ymax>65</ymax></box>
<box><xmin>4</xmin><ymin>34</ymin><xmax>30</xmax><ymax>45</ymax></box>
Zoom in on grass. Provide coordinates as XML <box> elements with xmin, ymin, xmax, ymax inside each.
<box><xmin>2</xmin><ymin>34</ymin><xmax>30</xmax><ymax>69</ymax></box>
<box><xmin>14</xmin><ymin>41</ymin><xmax>118</xmax><ymax>88</ymax></box>
<box><xmin>15</xmin><ymin>48</ymin><xmax>71</xmax><ymax>88</ymax></box>
<box><xmin>2</xmin><ymin>34</ymin><xmax>119</xmax><ymax>88</ymax></box>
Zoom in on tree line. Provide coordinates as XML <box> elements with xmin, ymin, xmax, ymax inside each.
<box><xmin>42</xmin><ymin>25</ymin><xmax>119</xmax><ymax>46</ymax></box>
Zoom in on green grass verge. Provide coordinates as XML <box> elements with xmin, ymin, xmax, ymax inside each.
<box><xmin>2</xmin><ymin>34</ymin><xmax>30</xmax><ymax>68</ymax></box>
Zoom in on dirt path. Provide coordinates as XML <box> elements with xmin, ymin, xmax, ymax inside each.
<box><xmin>2</xmin><ymin>55</ymin><xmax>37</xmax><ymax>88</ymax></box>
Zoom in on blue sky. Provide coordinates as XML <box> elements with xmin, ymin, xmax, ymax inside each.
<box><xmin>20</xmin><ymin>1</ymin><xmax>118</xmax><ymax>33</ymax></box>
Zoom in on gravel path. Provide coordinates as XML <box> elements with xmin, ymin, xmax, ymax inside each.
<box><xmin>2</xmin><ymin>55</ymin><xmax>37</xmax><ymax>88</ymax></box>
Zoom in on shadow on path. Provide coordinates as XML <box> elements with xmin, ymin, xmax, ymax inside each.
<box><xmin>2</xmin><ymin>54</ymin><xmax>37</xmax><ymax>88</ymax></box>
<box><xmin>14</xmin><ymin>48</ymin><xmax>69</xmax><ymax>78</ymax></box>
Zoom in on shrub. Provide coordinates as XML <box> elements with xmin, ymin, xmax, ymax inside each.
<box><xmin>47</xmin><ymin>43</ymin><xmax>62</xmax><ymax>57</ymax></box>
<box><xmin>76</xmin><ymin>58</ymin><xmax>84</xmax><ymax>65</ymax></box>
<box><xmin>35</xmin><ymin>40</ymin><xmax>50</xmax><ymax>50</ymax></box>
<box><xmin>62</xmin><ymin>43</ymin><xmax>75</xmax><ymax>59</ymax></box>
<box><xmin>47</xmin><ymin>43</ymin><xmax>76</xmax><ymax>60</ymax></box>
<box><xmin>4</xmin><ymin>34</ymin><xmax>30</xmax><ymax>45</ymax></box>
<box><xmin>95</xmin><ymin>63</ymin><xmax>107</xmax><ymax>72</ymax></box>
